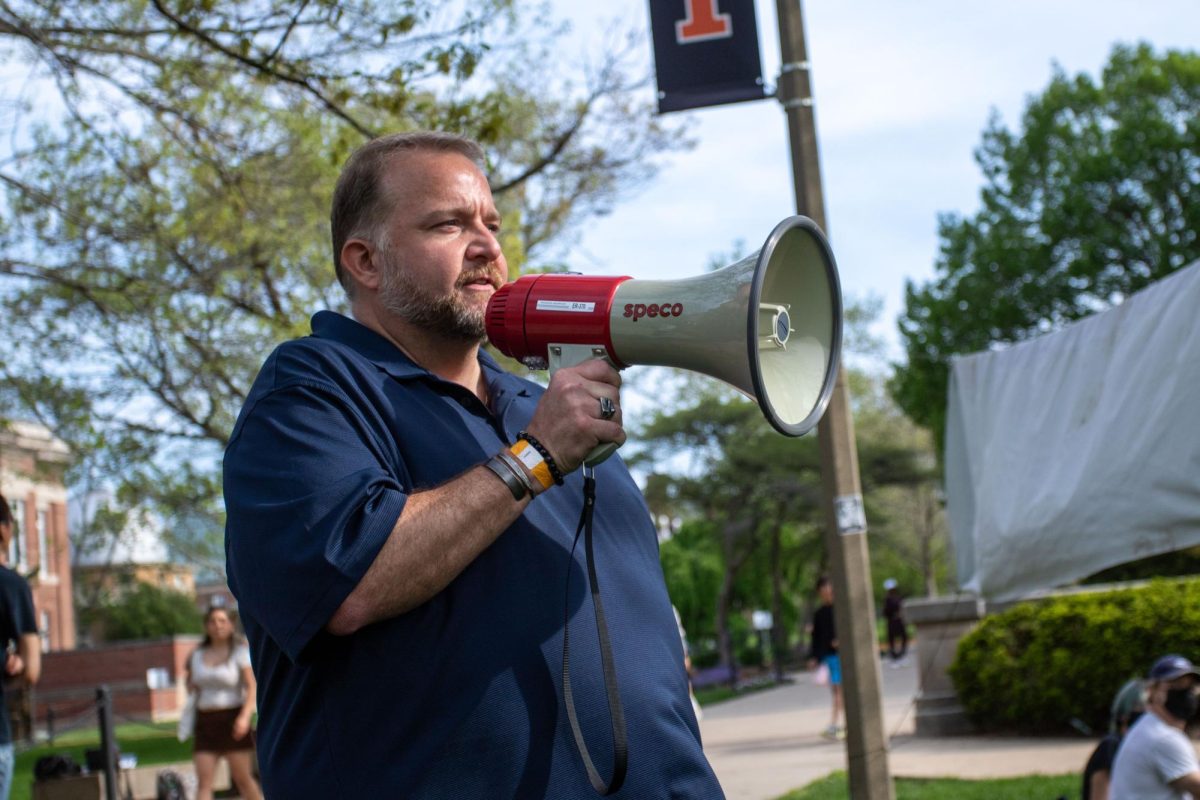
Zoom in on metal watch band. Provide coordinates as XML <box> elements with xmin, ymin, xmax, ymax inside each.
<box><xmin>496</xmin><ymin>449</ymin><xmax>539</xmax><ymax>496</ymax></box>
<box><xmin>485</xmin><ymin>454</ymin><xmax>528</xmax><ymax>501</ymax></box>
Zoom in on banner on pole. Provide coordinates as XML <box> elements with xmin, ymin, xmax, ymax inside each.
<box><xmin>647</xmin><ymin>0</ymin><xmax>767</xmax><ymax>113</ymax></box>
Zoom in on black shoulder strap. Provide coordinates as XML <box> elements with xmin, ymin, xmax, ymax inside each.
<box><xmin>562</xmin><ymin>471</ymin><xmax>627</xmax><ymax>795</ymax></box>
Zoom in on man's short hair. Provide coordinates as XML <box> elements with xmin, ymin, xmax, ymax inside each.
<box><xmin>0</xmin><ymin>492</ymin><xmax>10</xmax><ymax>527</ymax></box>
<box><xmin>330</xmin><ymin>131</ymin><xmax>486</xmax><ymax>297</ymax></box>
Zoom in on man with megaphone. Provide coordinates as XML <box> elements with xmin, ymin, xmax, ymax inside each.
<box><xmin>223</xmin><ymin>132</ymin><xmax>726</xmax><ymax>799</ymax></box>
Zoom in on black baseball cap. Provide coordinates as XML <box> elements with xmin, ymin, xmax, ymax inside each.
<box><xmin>1148</xmin><ymin>654</ymin><xmax>1200</xmax><ymax>682</ymax></box>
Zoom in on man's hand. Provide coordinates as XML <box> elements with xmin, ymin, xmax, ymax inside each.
<box><xmin>524</xmin><ymin>359</ymin><xmax>625</xmax><ymax>474</ymax></box>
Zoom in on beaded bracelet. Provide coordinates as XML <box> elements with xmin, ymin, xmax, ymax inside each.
<box><xmin>517</xmin><ymin>431</ymin><xmax>565</xmax><ymax>485</ymax></box>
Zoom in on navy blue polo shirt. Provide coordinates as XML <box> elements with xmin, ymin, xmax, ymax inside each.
<box><xmin>224</xmin><ymin>311</ymin><xmax>723</xmax><ymax>799</ymax></box>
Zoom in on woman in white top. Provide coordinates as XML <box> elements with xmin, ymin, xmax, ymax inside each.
<box><xmin>186</xmin><ymin>605</ymin><xmax>263</xmax><ymax>800</ymax></box>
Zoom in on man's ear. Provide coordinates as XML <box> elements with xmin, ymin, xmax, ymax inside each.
<box><xmin>340</xmin><ymin>238</ymin><xmax>383</xmax><ymax>292</ymax></box>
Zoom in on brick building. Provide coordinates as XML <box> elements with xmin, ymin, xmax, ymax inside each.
<box><xmin>37</xmin><ymin>636</ymin><xmax>199</xmax><ymax>727</ymax></box>
<box><xmin>0</xmin><ymin>421</ymin><xmax>76</xmax><ymax>651</ymax></box>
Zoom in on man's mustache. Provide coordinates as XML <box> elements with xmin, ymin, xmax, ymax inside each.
<box><xmin>456</xmin><ymin>268</ymin><xmax>503</xmax><ymax>291</ymax></box>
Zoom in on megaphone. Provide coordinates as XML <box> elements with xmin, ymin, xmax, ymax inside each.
<box><xmin>485</xmin><ymin>215</ymin><xmax>842</xmax><ymax>462</ymax></box>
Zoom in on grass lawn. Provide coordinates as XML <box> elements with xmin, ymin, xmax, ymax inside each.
<box><xmin>776</xmin><ymin>770</ymin><xmax>1079</xmax><ymax>799</ymax></box>
<box><xmin>695</xmin><ymin>675</ymin><xmax>794</xmax><ymax>707</ymax></box>
<box><xmin>695</xmin><ymin>684</ymin><xmax>741</xmax><ymax>706</ymax></box>
<box><xmin>13</xmin><ymin>721</ymin><xmax>192</xmax><ymax>800</ymax></box>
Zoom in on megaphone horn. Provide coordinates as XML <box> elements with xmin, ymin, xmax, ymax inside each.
<box><xmin>485</xmin><ymin>216</ymin><xmax>842</xmax><ymax>459</ymax></box>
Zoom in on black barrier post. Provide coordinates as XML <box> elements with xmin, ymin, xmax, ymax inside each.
<box><xmin>96</xmin><ymin>686</ymin><xmax>118</xmax><ymax>800</ymax></box>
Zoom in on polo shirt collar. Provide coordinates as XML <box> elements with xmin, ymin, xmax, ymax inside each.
<box><xmin>311</xmin><ymin>310</ymin><xmax>427</xmax><ymax>380</ymax></box>
<box><xmin>309</xmin><ymin>310</ymin><xmax>527</xmax><ymax>396</ymax></box>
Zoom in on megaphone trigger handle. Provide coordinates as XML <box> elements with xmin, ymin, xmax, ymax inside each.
<box><xmin>583</xmin><ymin>442</ymin><xmax>620</xmax><ymax>468</ymax></box>
<box><xmin>547</xmin><ymin>343</ymin><xmax>617</xmax><ymax>373</ymax></box>
<box><xmin>548</xmin><ymin>342</ymin><xmax>624</xmax><ymax>469</ymax></box>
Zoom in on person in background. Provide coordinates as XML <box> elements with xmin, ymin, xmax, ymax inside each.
<box><xmin>673</xmin><ymin>605</ymin><xmax>703</xmax><ymax>721</ymax></box>
<box><xmin>0</xmin><ymin>493</ymin><xmax>38</xmax><ymax>800</ymax></box>
<box><xmin>1082</xmin><ymin>678</ymin><xmax>1145</xmax><ymax>800</ymax></box>
<box><xmin>882</xmin><ymin>578</ymin><xmax>908</xmax><ymax>666</ymax></box>
<box><xmin>806</xmin><ymin>575</ymin><xmax>842</xmax><ymax>740</ymax></box>
<box><xmin>185</xmin><ymin>605</ymin><xmax>263</xmax><ymax>800</ymax></box>
<box><xmin>1110</xmin><ymin>654</ymin><xmax>1200</xmax><ymax>800</ymax></box>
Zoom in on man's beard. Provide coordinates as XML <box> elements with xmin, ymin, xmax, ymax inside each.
<box><xmin>377</xmin><ymin>251</ymin><xmax>489</xmax><ymax>343</ymax></box>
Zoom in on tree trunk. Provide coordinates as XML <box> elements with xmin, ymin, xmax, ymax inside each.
<box><xmin>769</xmin><ymin>520</ymin><xmax>787</xmax><ymax>682</ymax></box>
<box><xmin>715</xmin><ymin>568</ymin><xmax>737</xmax><ymax>684</ymax></box>
<box><xmin>918</xmin><ymin>485</ymin><xmax>940</xmax><ymax>597</ymax></box>
<box><xmin>714</xmin><ymin>513</ymin><xmax>758</xmax><ymax>685</ymax></box>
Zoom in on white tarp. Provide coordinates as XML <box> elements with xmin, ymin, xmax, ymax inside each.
<box><xmin>946</xmin><ymin>260</ymin><xmax>1200</xmax><ymax>601</ymax></box>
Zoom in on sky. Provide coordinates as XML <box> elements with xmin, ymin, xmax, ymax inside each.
<box><xmin>547</xmin><ymin>0</ymin><xmax>1200</xmax><ymax>367</ymax></box>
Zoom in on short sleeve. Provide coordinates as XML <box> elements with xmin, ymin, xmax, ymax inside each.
<box><xmin>0</xmin><ymin>574</ymin><xmax>36</xmax><ymax>644</ymax></box>
<box><xmin>14</xmin><ymin>578</ymin><xmax>35</xmax><ymax>635</ymax></box>
<box><xmin>224</xmin><ymin>380</ymin><xmax>408</xmax><ymax>663</ymax></box>
<box><xmin>1157</xmin><ymin>728</ymin><xmax>1200</xmax><ymax>783</ymax></box>
<box><xmin>235</xmin><ymin>644</ymin><xmax>252</xmax><ymax>670</ymax></box>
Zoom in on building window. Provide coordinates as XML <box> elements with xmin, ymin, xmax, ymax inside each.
<box><xmin>8</xmin><ymin>498</ymin><xmax>25</xmax><ymax>570</ymax></box>
<box><xmin>36</xmin><ymin>509</ymin><xmax>50</xmax><ymax>577</ymax></box>
<box><xmin>39</xmin><ymin>610</ymin><xmax>50</xmax><ymax>652</ymax></box>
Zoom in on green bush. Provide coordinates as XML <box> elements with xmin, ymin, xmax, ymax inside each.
<box><xmin>949</xmin><ymin>578</ymin><xmax>1200</xmax><ymax>734</ymax></box>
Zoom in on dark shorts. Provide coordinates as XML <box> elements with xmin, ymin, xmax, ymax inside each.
<box><xmin>194</xmin><ymin>707</ymin><xmax>255</xmax><ymax>754</ymax></box>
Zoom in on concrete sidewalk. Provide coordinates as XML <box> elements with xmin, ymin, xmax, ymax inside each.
<box><xmin>699</xmin><ymin>653</ymin><xmax>1094</xmax><ymax>799</ymax></box>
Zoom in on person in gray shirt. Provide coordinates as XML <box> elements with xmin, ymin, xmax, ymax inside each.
<box><xmin>1110</xmin><ymin>654</ymin><xmax>1200</xmax><ymax>800</ymax></box>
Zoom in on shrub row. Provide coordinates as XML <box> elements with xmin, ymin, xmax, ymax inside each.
<box><xmin>949</xmin><ymin>577</ymin><xmax>1200</xmax><ymax>734</ymax></box>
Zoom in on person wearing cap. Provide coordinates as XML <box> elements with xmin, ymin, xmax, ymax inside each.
<box><xmin>1082</xmin><ymin>678</ymin><xmax>1145</xmax><ymax>800</ymax></box>
<box><xmin>1110</xmin><ymin>654</ymin><xmax>1200</xmax><ymax>800</ymax></box>
<box><xmin>881</xmin><ymin>578</ymin><xmax>907</xmax><ymax>666</ymax></box>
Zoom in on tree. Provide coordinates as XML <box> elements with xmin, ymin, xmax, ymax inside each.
<box><xmin>632</xmin><ymin>296</ymin><xmax>942</xmax><ymax>675</ymax></box>
<box><xmin>634</xmin><ymin>385</ymin><xmax>825</xmax><ymax>672</ymax></box>
<box><xmin>892</xmin><ymin>44</ymin><xmax>1200</xmax><ymax>451</ymax></box>
<box><xmin>852</xmin><ymin>372</ymin><xmax>948</xmax><ymax>597</ymax></box>
<box><xmin>0</xmin><ymin>1</ymin><xmax>686</xmax><ymax>568</ymax></box>
<box><xmin>658</xmin><ymin>519</ymin><xmax>722</xmax><ymax>658</ymax></box>
<box><xmin>81</xmin><ymin>582</ymin><xmax>203</xmax><ymax>642</ymax></box>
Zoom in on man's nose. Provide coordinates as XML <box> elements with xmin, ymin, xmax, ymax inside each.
<box><xmin>467</xmin><ymin>224</ymin><xmax>503</xmax><ymax>263</ymax></box>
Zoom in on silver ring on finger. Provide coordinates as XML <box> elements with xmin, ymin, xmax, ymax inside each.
<box><xmin>599</xmin><ymin>396</ymin><xmax>617</xmax><ymax>420</ymax></box>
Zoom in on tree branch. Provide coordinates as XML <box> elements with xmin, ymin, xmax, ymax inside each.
<box><xmin>147</xmin><ymin>0</ymin><xmax>376</xmax><ymax>139</ymax></box>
